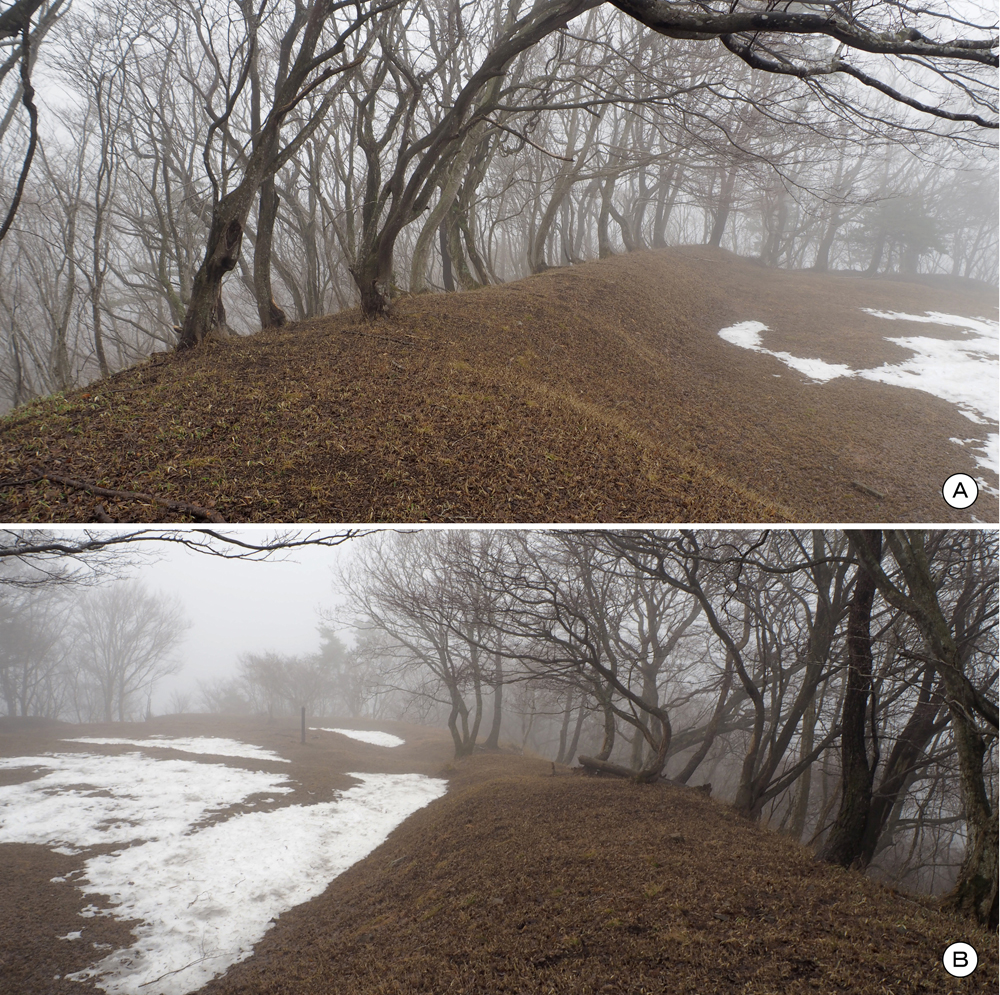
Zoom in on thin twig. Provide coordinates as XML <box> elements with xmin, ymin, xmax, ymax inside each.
<box><xmin>138</xmin><ymin>955</ymin><xmax>211</xmax><ymax>988</ymax></box>
<box><xmin>483</xmin><ymin>115</ymin><xmax>574</xmax><ymax>162</ymax></box>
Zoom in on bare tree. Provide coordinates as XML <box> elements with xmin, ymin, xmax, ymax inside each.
<box><xmin>75</xmin><ymin>580</ymin><xmax>189</xmax><ymax>723</ymax></box>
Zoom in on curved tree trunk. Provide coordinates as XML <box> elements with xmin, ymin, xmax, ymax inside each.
<box><xmin>178</xmin><ymin>198</ymin><xmax>250</xmax><ymax>348</ymax></box>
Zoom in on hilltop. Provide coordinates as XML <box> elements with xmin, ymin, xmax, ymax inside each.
<box><xmin>2</xmin><ymin>716</ymin><xmax>997</xmax><ymax>995</ymax></box>
<box><xmin>198</xmin><ymin>753</ymin><xmax>999</xmax><ymax>995</ymax></box>
<box><xmin>1</xmin><ymin>247</ymin><xmax>995</xmax><ymax>523</ymax></box>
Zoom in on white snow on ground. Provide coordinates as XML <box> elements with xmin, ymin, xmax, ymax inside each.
<box><xmin>717</xmin><ymin>320</ymin><xmax>853</xmax><ymax>381</ymax></box>
<box><xmin>0</xmin><ymin>752</ymin><xmax>292</xmax><ymax>853</ymax></box>
<box><xmin>64</xmin><ymin>736</ymin><xmax>290</xmax><ymax>763</ymax></box>
<box><xmin>857</xmin><ymin>310</ymin><xmax>999</xmax><ymax>425</ymax></box>
<box><xmin>0</xmin><ymin>743</ymin><xmax>446</xmax><ymax>995</ymax></box>
<box><xmin>311</xmin><ymin>727</ymin><xmax>405</xmax><ymax>747</ymax></box>
<box><xmin>718</xmin><ymin>310</ymin><xmax>999</xmax><ymax>481</ymax></box>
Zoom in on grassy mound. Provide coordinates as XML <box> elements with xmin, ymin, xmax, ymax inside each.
<box><xmin>1</xmin><ymin>247</ymin><xmax>994</xmax><ymax>523</ymax></box>
<box><xmin>203</xmin><ymin>752</ymin><xmax>998</xmax><ymax>995</ymax></box>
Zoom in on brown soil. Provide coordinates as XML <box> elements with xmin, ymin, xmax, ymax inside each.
<box><xmin>0</xmin><ymin>247</ymin><xmax>995</xmax><ymax>523</ymax></box>
<box><xmin>2</xmin><ymin>716</ymin><xmax>996</xmax><ymax>995</ymax></box>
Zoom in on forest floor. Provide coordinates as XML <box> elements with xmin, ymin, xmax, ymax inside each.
<box><xmin>0</xmin><ymin>246</ymin><xmax>996</xmax><ymax>523</ymax></box>
<box><xmin>1</xmin><ymin>714</ymin><xmax>997</xmax><ymax>995</ymax></box>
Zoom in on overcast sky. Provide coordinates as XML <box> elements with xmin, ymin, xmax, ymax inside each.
<box><xmin>119</xmin><ymin>532</ymin><xmax>358</xmax><ymax>711</ymax></box>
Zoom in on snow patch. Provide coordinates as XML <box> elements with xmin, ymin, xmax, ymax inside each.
<box><xmin>0</xmin><ymin>752</ymin><xmax>293</xmax><ymax>853</ymax></box>
<box><xmin>311</xmin><ymin>728</ymin><xmax>405</xmax><ymax>748</ymax></box>
<box><xmin>0</xmin><ymin>746</ymin><xmax>446</xmax><ymax>994</ymax></box>
<box><xmin>63</xmin><ymin>772</ymin><xmax>446</xmax><ymax>995</ymax></box>
<box><xmin>716</xmin><ymin>320</ymin><xmax>851</xmax><ymax>382</ymax></box>
<box><xmin>63</xmin><ymin>737</ymin><xmax>290</xmax><ymax>764</ymax></box>
<box><xmin>717</xmin><ymin>310</ymin><xmax>999</xmax><ymax>483</ymax></box>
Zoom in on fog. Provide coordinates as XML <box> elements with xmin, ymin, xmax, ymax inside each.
<box><xmin>108</xmin><ymin>532</ymin><xmax>355</xmax><ymax>714</ymax></box>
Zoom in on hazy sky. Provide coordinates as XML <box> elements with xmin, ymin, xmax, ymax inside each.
<box><xmin>118</xmin><ymin>531</ymin><xmax>358</xmax><ymax>711</ymax></box>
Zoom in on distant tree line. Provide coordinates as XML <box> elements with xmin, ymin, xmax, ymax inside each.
<box><xmin>196</xmin><ymin>625</ymin><xmax>365</xmax><ymax>719</ymax></box>
<box><xmin>0</xmin><ymin>0</ymin><xmax>995</xmax><ymax>405</ymax></box>
<box><xmin>0</xmin><ymin>576</ymin><xmax>187</xmax><ymax>723</ymax></box>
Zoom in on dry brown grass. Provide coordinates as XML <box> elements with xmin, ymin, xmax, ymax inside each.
<box><xmin>203</xmin><ymin>752</ymin><xmax>998</xmax><ymax>995</ymax></box>
<box><xmin>1</xmin><ymin>719</ymin><xmax>996</xmax><ymax>995</ymax></box>
<box><xmin>0</xmin><ymin>247</ymin><xmax>995</xmax><ymax>523</ymax></box>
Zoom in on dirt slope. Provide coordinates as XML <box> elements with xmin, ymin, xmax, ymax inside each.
<box><xmin>1</xmin><ymin>720</ymin><xmax>996</xmax><ymax>995</ymax></box>
<box><xmin>1</xmin><ymin>247</ymin><xmax>995</xmax><ymax>523</ymax></box>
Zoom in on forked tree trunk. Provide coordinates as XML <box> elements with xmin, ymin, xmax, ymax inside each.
<box><xmin>178</xmin><ymin>195</ymin><xmax>252</xmax><ymax>348</ymax></box>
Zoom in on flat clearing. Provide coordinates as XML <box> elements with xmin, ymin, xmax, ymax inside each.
<box><xmin>1</xmin><ymin>715</ymin><xmax>997</xmax><ymax>995</ymax></box>
<box><xmin>0</xmin><ymin>247</ymin><xmax>995</xmax><ymax>523</ymax></box>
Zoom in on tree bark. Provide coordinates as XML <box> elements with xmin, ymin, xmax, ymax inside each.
<box><xmin>817</xmin><ymin>530</ymin><xmax>882</xmax><ymax>867</ymax></box>
<box><xmin>254</xmin><ymin>175</ymin><xmax>288</xmax><ymax>327</ymax></box>
<box><xmin>482</xmin><ymin>652</ymin><xmax>503</xmax><ymax>751</ymax></box>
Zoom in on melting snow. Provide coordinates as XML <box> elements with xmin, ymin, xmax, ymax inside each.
<box><xmin>311</xmin><ymin>727</ymin><xmax>405</xmax><ymax>747</ymax></box>
<box><xmin>64</xmin><ymin>736</ymin><xmax>290</xmax><ymax>763</ymax></box>
<box><xmin>0</xmin><ymin>741</ymin><xmax>446</xmax><ymax>995</ymax></box>
<box><xmin>718</xmin><ymin>310</ymin><xmax>999</xmax><ymax>481</ymax></box>
<box><xmin>0</xmin><ymin>752</ymin><xmax>292</xmax><ymax>852</ymax></box>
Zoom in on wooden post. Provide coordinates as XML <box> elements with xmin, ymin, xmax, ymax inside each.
<box><xmin>301</xmin><ymin>706</ymin><xmax>306</xmax><ymax>744</ymax></box>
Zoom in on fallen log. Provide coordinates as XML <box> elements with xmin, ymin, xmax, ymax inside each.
<box><xmin>577</xmin><ymin>755</ymin><xmax>636</xmax><ymax>778</ymax></box>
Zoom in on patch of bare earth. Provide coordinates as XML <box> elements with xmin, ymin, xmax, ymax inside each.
<box><xmin>0</xmin><ymin>247</ymin><xmax>995</xmax><ymax>523</ymax></box>
<box><xmin>2</xmin><ymin>726</ymin><xmax>996</xmax><ymax>995</ymax></box>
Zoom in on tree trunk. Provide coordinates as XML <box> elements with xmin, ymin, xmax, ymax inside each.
<box><xmin>253</xmin><ymin>175</ymin><xmax>288</xmax><ymax>328</ymax></box>
<box><xmin>566</xmin><ymin>700</ymin><xmax>586</xmax><ymax>763</ymax></box>
<box><xmin>483</xmin><ymin>652</ymin><xmax>503</xmax><ymax>751</ymax></box>
<box><xmin>597</xmin><ymin>177</ymin><xmax>614</xmax><ymax>258</ymax></box>
<box><xmin>350</xmin><ymin>231</ymin><xmax>397</xmax><ymax>318</ymax></box>
<box><xmin>675</xmin><ymin>615</ymin><xmax>745</xmax><ymax>784</ymax></box>
<box><xmin>851</xmin><ymin>530</ymin><xmax>999</xmax><ymax>928</ymax></box>
<box><xmin>817</xmin><ymin>530</ymin><xmax>882</xmax><ymax>867</ymax></box>
<box><xmin>864</xmin><ymin>230</ymin><xmax>886</xmax><ymax>276</ymax></box>
<box><xmin>788</xmin><ymin>693</ymin><xmax>817</xmax><ymax>840</ymax></box>
<box><xmin>178</xmin><ymin>191</ymin><xmax>253</xmax><ymax>348</ymax></box>
<box><xmin>813</xmin><ymin>210</ymin><xmax>841</xmax><ymax>272</ymax></box>
<box><xmin>707</xmin><ymin>167</ymin><xmax>737</xmax><ymax>249</ymax></box>
<box><xmin>595</xmin><ymin>687</ymin><xmax>615</xmax><ymax>760</ymax></box>
<box><xmin>858</xmin><ymin>667</ymin><xmax>946</xmax><ymax>865</ymax></box>
<box><xmin>439</xmin><ymin>221</ymin><xmax>455</xmax><ymax>292</ymax></box>
<box><xmin>446</xmin><ymin>203</ymin><xmax>478</xmax><ymax>290</ymax></box>
<box><xmin>556</xmin><ymin>689</ymin><xmax>575</xmax><ymax>764</ymax></box>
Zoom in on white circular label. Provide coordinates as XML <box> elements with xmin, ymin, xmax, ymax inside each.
<box><xmin>942</xmin><ymin>942</ymin><xmax>978</xmax><ymax>977</ymax></box>
<box><xmin>942</xmin><ymin>474</ymin><xmax>978</xmax><ymax>509</ymax></box>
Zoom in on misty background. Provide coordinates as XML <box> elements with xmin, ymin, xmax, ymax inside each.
<box><xmin>0</xmin><ymin>0</ymin><xmax>995</xmax><ymax>406</ymax></box>
<box><xmin>2</xmin><ymin>527</ymin><xmax>996</xmax><ymax>917</ymax></box>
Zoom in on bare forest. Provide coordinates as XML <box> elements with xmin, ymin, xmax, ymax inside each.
<box><xmin>0</xmin><ymin>0</ymin><xmax>996</xmax><ymax>409</ymax></box>
<box><xmin>2</xmin><ymin>528</ymin><xmax>996</xmax><ymax>930</ymax></box>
